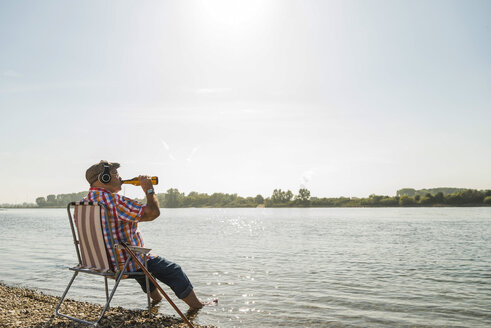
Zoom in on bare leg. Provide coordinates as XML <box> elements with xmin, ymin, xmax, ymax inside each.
<box><xmin>182</xmin><ymin>290</ymin><xmax>204</xmax><ymax>309</ymax></box>
<box><xmin>150</xmin><ymin>289</ymin><xmax>162</xmax><ymax>303</ymax></box>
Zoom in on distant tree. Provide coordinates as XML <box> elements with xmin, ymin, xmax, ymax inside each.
<box><xmin>285</xmin><ymin>190</ymin><xmax>293</xmax><ymax>202</ymax></box>
<box><xmin>271</xmin><ymin>189</ymin><xmax>294</xmax><ymax>205</ymax></box>
<box><xmin>294</xmin><ymin>188</ymin><xmax>311</xmax><ymax>206</ymax></box>
<box><xmin>245</xmin><ymin>197</ymin><xmax>256</xmax><ymax>207</ymax></box>
<box><xmin>164</xmin><ymin>188</ymin><xmax>183</xmax><ymax>208</ymax></box>
<box><xmin>156</xmin><ymin>193</ymin><xmax>166</xmax><ymax>206</ymax></box>
<box><xmin>397</xmin><ymin>188</ymin><xmax>416</xmax><ymax>197</ymax></box>
<box><xmin>379</xmin><ymin>197</ymin><xmax>398</xmax><ymax>206</ymax></box>
<box><xmin>460</xmin><ymin>189</ymin><xmax>484</xmax><ymax>204</ymax></box>
<box><xmin>311</xmin><ymin>197</ymin><xmax>332</xmax><ymax>207</ymax></box>
<box><xmin>399</xmin><ymin>195</ymin><xmax>415</xmax><ymax>206</ymax></box>
<box><xmin>484</xmin><ymin>196</ymin><xmax>491</xmax><ymax>205</ymax></box>
<box><xmin>434</xmin><ymin>192</ymin><xmax>444</xmax><ymax>204</ymax></box>
<box><xmin>254</xmin><ymin>194</ymin><xmax>264</xmax><ymax>204</ymax></box>
<box><xmin>46</xmin><ymin>194</ymin><xmax>56</xmax><ymax>206</ymax></box>
<box><xmin>271</xmin><ymin>189</ymin><xmax>283</xmax><ymax>203</ymax></box>
<box><xmin>332</xmin><ymin>197</ymin><xmax>351</xmax><ymax>207</ymax></box>
<box><xmin>36</xmin><ymin>197</ymin><xmax>47</xmax><ymax>207</ymax></box>
<box><xmin>183</xmin><ymin>191</ymin><xmax>210</xmax><ymax>207</ymax></box>
<box><xmin>419</xmin><ymin>193</ymin><xmax>434</xmax><ymax>205</ymax></box>
<box><xmin>284</xmin><ymin>190</ymin><xmax>293</xmax><ymax>202</ymax></box>
<box><xmin>208</xmin><ymin>193</ymin><xmax>238</xmax><ymax>207</ymax></box>
<box><xmin>360</xmin><ymin>194</ymin><xmax>383</xmax><ymax>206</ymax></box>
<box><xmin>296</xmin><ymin>188</ymin><xmax>311</xmax><ymax>201</ymax></box>
<box><xmin>446</xmin><ymin>192</ymin><xmax>463</xmax><ymax>205</ymax></box>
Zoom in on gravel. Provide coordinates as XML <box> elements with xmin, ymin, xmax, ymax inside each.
<box><xmin>0</xmin><ymin>283</ymin><xmax>216</xmax><ymax>328</ymax></box>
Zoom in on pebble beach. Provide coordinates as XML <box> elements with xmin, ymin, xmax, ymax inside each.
<box><xmin>0</xmin><ymin>283</ymin><xmax>215</xmax><ymax>328</ymax></box>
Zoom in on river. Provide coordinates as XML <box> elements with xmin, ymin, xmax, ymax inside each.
<box><xmin>0</xmin><ymin>207</ymin><xmax>490</xmax><ymax>327</ymax></box>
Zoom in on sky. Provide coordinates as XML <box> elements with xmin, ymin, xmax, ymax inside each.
<box><xmin>1</xmin><ymin>0</ymin><xmax>490</xmax><ymax>204</ymax></box>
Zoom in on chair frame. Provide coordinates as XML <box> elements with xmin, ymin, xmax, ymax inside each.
<box><xmin>51</xmin><ymin>201</ymin><xmax>152</xmax><ymax>327</ymax></box>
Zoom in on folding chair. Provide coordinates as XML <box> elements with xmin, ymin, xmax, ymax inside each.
<box><xmin>50</xmin><ymin>201</ymin><xmax>152</xmax><ymax>327</ymax></box>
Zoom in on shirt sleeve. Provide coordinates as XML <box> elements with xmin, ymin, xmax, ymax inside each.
<box><xmin>113</xmin><ymin>194</ymin><xmax>146</xmax><ymax>222</ymax></box>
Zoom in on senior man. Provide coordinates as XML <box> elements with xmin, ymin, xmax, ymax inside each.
<box><xmin>84</xmin><ymin>160</ymin><xmax>207</xmax><ymax>309</ymax></box>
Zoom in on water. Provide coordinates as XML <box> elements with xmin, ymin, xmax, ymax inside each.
<box><xmin>0</xmin><ymin>207</ymin><xmax>490</xmax><ymax>327</ymax></box>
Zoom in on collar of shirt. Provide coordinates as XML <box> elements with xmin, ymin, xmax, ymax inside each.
<box><xmin>89</xmin><ymin>187</ymin><xmax>113</xmax><ymax>194</ymax></box>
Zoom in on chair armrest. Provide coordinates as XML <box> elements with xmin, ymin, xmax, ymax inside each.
<box><xmin>115</xmin><ymin>244</ymin><xmax>151</xmax><ymax>254</ymax></box>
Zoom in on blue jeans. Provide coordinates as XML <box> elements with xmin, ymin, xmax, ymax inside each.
<box><xmin>134</xmin><ymin>256</ymin><xmax>193</xmax><ymax>299</ymax></box>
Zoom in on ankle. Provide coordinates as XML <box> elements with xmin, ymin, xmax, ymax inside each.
<box><xmin>150</xmin><ymin>289</ymin><xmax>162</xmax><ymax>302</ymax></box>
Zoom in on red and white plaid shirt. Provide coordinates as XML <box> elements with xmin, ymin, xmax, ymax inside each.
<box><xmin>85</xmin><ymin>187</ymin><xmax>155</xmax><ymax>272</ymax></box>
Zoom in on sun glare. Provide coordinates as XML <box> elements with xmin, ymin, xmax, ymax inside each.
<box><xmin>200</xmin><ymin>0</ymin><xmax>277</xmax><ymax>30</ymax></box>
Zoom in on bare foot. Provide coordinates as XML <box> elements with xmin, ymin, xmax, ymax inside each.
<box><xmin>186</xmin><ymin>307</ymin><xmax>200</xmax><ymax>320</ymax></box>
<box><xmin>150</xmin><ymin>303</ymin><xmax>160</xmax><ymax>315</ymax></box>
<box><xmin>150</xmin><ymin>289</ymin><xmax>162</xmax><ymax>304</ymax></box>
<box><xmin>182</xmin><ymin>290</ymin><xmax>218</xmax><ymax>310</ymax></box>
<box><xmin>185</xmin><ymin>299</ymin><xmax>217</xmax><ymax>321</ymax></box>
<box><xmin>151</xmin><ymin>298</ymin><xmax>162</xmax><ymax>306</ymax></box>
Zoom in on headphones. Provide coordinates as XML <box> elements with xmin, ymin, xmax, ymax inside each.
<box><xmin>98</xmin><ymin>161</ymin><xmax>112</xmax><ymax>184</ymax></box>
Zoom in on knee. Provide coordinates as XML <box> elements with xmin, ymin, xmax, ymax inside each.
<box><xmin>171</xmin><ymin>263</ymin><xmax>184</xmax><ymax>275</ymax></box>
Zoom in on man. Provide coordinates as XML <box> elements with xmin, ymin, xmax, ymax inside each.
<box><xmin>85</xmin><ymin>160</ymin><xmax>208</xmax><ymax>309</ymax></box>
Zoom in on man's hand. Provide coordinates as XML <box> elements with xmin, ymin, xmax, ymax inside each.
<box><xmin>139</xmin><ymin>175</ymin><xmax>154</xmax><ymax>192</ymax></box>
<box><xmin>139</xmin><ymin>175</ymin><xmax>160</xmax><ymax>222</ymax></box>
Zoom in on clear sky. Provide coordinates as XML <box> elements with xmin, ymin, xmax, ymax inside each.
<box><xmin>1</xmin><ymin>0</ymin><xmax>490</xmax><ymax>204</ymax></box>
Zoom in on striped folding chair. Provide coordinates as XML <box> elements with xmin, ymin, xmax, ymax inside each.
<box><xmin>50</xmin><ymin>201</ymin><xmax>152</xmax><ymax>327</ymax></box>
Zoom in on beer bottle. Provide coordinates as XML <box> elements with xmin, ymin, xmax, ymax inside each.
<box><xmin>122</xmin><ymin>177</ymin><xmax>159</xmax><ymax>186</ymax></box>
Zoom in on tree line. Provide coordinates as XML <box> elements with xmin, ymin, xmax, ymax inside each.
<box><xmin>17</xmin><ymin>188</ymin><xmax>491</xmax><ymax>208</ymax></box>
<box><xmin>396</xmin><ymin>188</ymin><xmax>468</xmax><ymax>197</ymax></box>
<box><xmin>32</xmin><ymin>191</ymin><xmax>89</xmax><ymax>208</ymax></box>
<box><xmin>310</xmin><ymin>189</ymin><xmax>491</xmax><ymax>207</ymax></box>
<box><xmin>139</xmin><ymin>188</ymin><xmax>313</xmax><ymax>208</ymax></box>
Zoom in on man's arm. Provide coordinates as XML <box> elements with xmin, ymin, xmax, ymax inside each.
<box><xmin>139</xmin><ymin>175</ymin><xmax>160</xmax><ymax>222</ymax></box>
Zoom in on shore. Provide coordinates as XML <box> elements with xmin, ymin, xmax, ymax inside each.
<box><xmin>0</xmin><ymin>283</ymin><xmax>215</xmax><ymax>328</ymax></box>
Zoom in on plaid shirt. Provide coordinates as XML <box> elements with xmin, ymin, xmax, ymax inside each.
<box><xmin>85</xmin><ymin>187</ymin><xmax>154</xmax><ymax>272</ymax></box>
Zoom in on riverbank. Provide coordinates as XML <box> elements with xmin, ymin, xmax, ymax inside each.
<box><xmin>0</xmin><ymin>283</ymin><xmax>214</xmax><ymax>328</ymax></box>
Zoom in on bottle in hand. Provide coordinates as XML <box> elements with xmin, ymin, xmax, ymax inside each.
<box><xmin>122</xmin><ymin>177</ymin><xmax>159</xmax><ymax>186</ymax></box>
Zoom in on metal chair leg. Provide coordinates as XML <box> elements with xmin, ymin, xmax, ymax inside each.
<box><xmin>93</xmin><ymin>259</ymin><xmax>133</xmax><ymax>326</ymax></box>
<box><xmin>53</xmin><ymin>259</ymin><xmax>132</xmax><ymax>327</ymax></box>
<box><xmin>144</xmin><ymin>255</ymin><xmax>152</xmax><ymax>318</ymax></box>
<box><xmin>47</xmin><ymin>271</ymin><xmax>79</xmax><ymax>327</ymax></box>
<box><xmin>104</xmin><ymin>277</ymin><xmax>109</xmax><ymax>302</ymax></box>
<box><xmin>54</xmin><ymin>271</ymin><xmax>79</xmax><ymax>318</ymax></box>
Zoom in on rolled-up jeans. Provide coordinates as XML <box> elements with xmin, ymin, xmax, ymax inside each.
<box><xmin>134</xmin><ymin>256</ymin><xmax>193</xmax><ymax>299</ymax></box>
